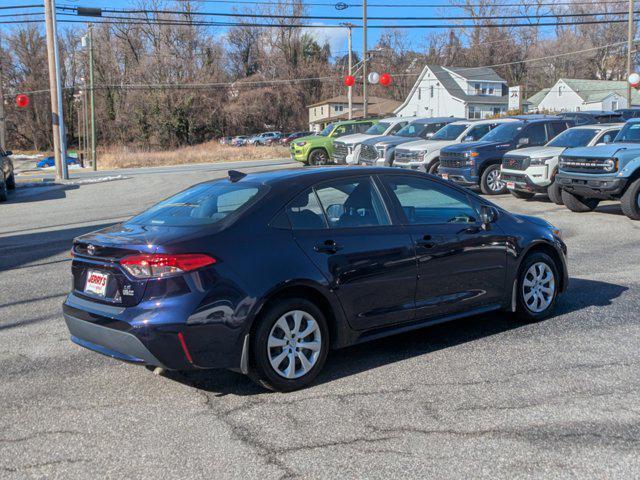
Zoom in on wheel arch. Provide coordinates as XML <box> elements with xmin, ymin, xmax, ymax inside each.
<box><xmin>478</xmin><ymin>158</ymin><xmax>502</xmax><ymax>177</ymax></box>
<box><xmin>518</xmin><ymin>240</ymin><xmax>567</xmax><ymax>293</ymax></box>
<box><xmin>249</xmin><ymin>281</ymin><xmax>351</xmax><ymax>349</ymax></box>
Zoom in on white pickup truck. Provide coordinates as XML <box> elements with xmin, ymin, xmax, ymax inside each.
<box><xmin>500</xmin><ymin>123</ymin><xmax>623</xmax><ymax>204</ymax></box>
<box><xmin>332</xmin><ymin>117</ymin><xmax>413</xmax><ymax>165</ymax></box>
<box><xmin>392</xmin><ymin>118</ymin><xmax>509</xmax><ymax>174</ymax></box>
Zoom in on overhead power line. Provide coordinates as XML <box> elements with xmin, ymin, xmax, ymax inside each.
<box><xmin>59</xmin><ymin>5</ymin><xmax>638</xmax><ymax>22</ymax></box>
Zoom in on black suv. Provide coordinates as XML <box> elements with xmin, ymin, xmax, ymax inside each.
<box><xmin>0</xmin><ymin>148</ymin><xmax>15</xmax><ymax>202</ymax></box>
<box><xmin>558</xmin><ymin>111</ymin><xmax>624</xmax><ymax>126</ymax></box>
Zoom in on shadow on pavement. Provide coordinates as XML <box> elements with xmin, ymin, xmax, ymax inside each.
<box><xmin>170</xmin><ymin>277</ymin><xmax>627</xmax><ymax>396</ymax></box>
<box><xmin>8</xmin><ymin>184</ymin><xmax>79</xmax><ymax>204</ymax></box>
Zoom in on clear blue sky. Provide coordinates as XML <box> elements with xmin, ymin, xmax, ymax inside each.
<box><xmin>2</xmin><ymin>0</ymin><xmax>465</xmax><ymax>60</ymax></box>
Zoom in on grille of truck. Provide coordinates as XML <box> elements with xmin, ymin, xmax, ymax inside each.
<box><xmin>394</xmin><ymin>150</ymin><xmax>422</xmax><ymax>164</ymax></box>
<box><xmin>360</xmin><ymin>144</ymin><xmax>379</xmax><ymax>163</ymax></box>
<box><xmin>439</xmin><ymin>151</ymin><xmax>466</xmax><ymax>168</ymax></box>
<box><xmin>332</xmin><ymin>142</ymin><xmax>348</xmax><ymax>163</ymax></box>
<box><xmin>502</xmin><ymin>155</ymin><xmax>530</xmax><ymax>170</ymax></box>
<box><xmin>559</xmin><ymin>157</ymin><xmax>612</xmax><ymax>174</ymax></box>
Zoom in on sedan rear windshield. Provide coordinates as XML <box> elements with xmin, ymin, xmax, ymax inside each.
<box><xmin>547</xmin><ymin>128</ymin><xmax>597</xmax><ymax>148</ymax></box>
<box><xmin>129</xmin><ymin>181</ymin><xmax>264</xmax><ymax>226</ymax></box>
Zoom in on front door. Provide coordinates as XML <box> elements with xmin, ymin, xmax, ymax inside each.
<box><xmin>380</xmin><ymin>174</ymin><xmax>508</xmax><ymax>318</ymax></box>
<box><xmin>285</xmin><ymin>176</ymin><xmax>417</xmax><ymax>330</ymax></box>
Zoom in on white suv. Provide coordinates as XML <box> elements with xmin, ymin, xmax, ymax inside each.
<box><xmin>393</xmin><ymin>118</ymin><xmax>511</xmax><ymax>174</ymax></box>
<box><xmin>500</xmin><ymin>123</ymin><xmax>622</xmax><ymax>204</ymax></box>
<box><xmin>332</xmin><ymin>117</ymin><xmax>414</xmax><ymax>165</ymax></box>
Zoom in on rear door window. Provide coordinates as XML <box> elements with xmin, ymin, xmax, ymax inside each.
<box><xmin>523</xmin><ymin>123</ymin><xmax>548</xmax><ymax>146</ymax></box>
<box><xmin>285</xmin><ymin>189</ymin><xmax>327</xmax><ymax>230</ymax></box>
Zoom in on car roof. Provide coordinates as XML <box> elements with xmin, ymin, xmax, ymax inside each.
<box><xmin>568</xmin><ymin>122</ymin><xmax>625</xmax><ymax>130</ymax></box>
<box><xmin>560</xmin><ymin>110</ymin><xmax>619</xmax><ymax>115</ymax></box>
<box><xmin>410</xmin><ymin>117</ymin><xmax>461</xmax><ymax>124</ymax></box>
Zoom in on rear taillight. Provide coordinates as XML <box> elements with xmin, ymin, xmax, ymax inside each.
<box><xmin>120</xmin><ymin>253</ymin><xmax>216</xmax><ymax>279</ymax></box>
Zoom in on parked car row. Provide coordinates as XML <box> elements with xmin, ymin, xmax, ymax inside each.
<box><xmin>220</xmin><ymin>131</ymin><xmax>314</xmax><ymax>147</ymax></box>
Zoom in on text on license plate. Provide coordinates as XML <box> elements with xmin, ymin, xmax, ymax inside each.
<box><xmin>507</xmin><ymin>181</ymin><xmax>516</xmax><ymax>189</ymax></box>
<box><xmin>85</xmin><ymin>270</ymin><xmax>109</xmax><ymax>296</ymax></box>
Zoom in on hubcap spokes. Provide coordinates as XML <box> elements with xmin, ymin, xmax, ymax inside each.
<box><xmin>488</xmin><ymin>170</ymin><xmax>504</xmax><ymax>191</ymax></box>
<box><xmin>267</xmin><ymin>310</ymin><xmax>321</xmax><ymax>379</ymax></box>
<box><xmin>522</xmin><ymin>262</ymin><xmax>555</xmax><ymax>313</ymax></box>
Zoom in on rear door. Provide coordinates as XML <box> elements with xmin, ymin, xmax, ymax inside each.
<box><xmin>380</xmin><ymin>174</ymin><xmax>508</xmax><ymax>318</ymax></box>
<box><xmin>287</xmin><ymin>176</ymin><xmax>417</xmax><ymax>330</ymax></box>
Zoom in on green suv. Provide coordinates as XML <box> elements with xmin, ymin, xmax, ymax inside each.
<box><xmin>291</xmin><ymin>119</ymin><xmax>377</xmax><ymax>165</ymax></box>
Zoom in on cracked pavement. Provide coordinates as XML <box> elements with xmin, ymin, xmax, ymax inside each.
<box><xmin>1</xmin><ymin>161</ymin><xmax>639</xmax><ymax>479</ymax></box>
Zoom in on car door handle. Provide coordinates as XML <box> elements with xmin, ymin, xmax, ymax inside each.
<box><xmin>415</xmin><ymin>234</ymin><xmax>436</xmax><ymax>248</ymax></box>
<box><xmin>314</xmin><ymin>240</ymin><xmax>343</xmax><ymax>254</ymax></box>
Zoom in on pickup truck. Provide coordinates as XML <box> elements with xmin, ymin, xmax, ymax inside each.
<box><xmin>357</xmin><ymin>117</ymin><xmax>460</xmax><ymax>167</ymax></box>
<box><xmin>500</xmin><ymin>123</ymin><xmax>622</xmax><ymax>204</ymax></box>
<box><xmin>393</xmin><ymin>118</ymin><xmax>509</xmax><ymax>174</ymax></box>
<box><xmin>290</xmin><ymin>119</ymin><xmax>376</xmax><ymax>165</ymax></box>
<box><xmin>438</xmin><ymin>117</ymin><xmax>573</xmax><ymax>195</ymax></box>
<box><xmin>556</xmin><ymin>118</ymin><xmax>640</xmax><ymax>220</ymax></box>
<box><xmin>332</xmin><ymin>117</ymin><xmax>412</xmax><ymax>165</ymax></box>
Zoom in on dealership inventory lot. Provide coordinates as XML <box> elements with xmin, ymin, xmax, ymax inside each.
<box><xmin>1</xmin><ymin>164</ymin><xmax>639</xmax><ymax>479</ymax></box>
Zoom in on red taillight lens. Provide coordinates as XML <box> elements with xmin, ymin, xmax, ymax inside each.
<box><xmin>120</xmin><ymin>253</ymin><xmax>216</xmax><ymax>279</ymax></box>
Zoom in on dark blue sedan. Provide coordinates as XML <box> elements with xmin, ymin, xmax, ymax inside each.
<box><xmin>63</xmin><ymin>167</ymin><xmax>568</xmax><ymax>391</ymax></box>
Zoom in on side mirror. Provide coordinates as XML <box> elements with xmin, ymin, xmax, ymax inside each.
<box><xmin>517</xmin><ymin>137</ymin><xmax>529</xmax><ymax>147</ymax></box>
<box><xmin>479</xmin><ymin>205</ymin><xmax>498</xmax><ymax>227</ymax></box>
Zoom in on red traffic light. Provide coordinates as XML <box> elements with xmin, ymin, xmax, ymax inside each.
<box><xmin>344</xmin><ymin>75</ymin><xmax>355</xmax><ymax>87</ymax></box>
<box><xmin>16</xmin><ymin>94</ymin><xmax>30</xmax><ymax>108</ymax></box>
<box><xmin>380</xmin><ymin>73</ymin><xmax>392</xmax><ymax>87</ymax></box>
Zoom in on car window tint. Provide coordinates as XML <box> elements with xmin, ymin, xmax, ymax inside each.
<box><xmin>315</xmin><ymin>177</ymin><xmax>390</xmax><ymax>228</ymax></box>
<box><xmin>597</xmin><ymin>130</ymin><xmax>620</xmax><ymax>144</ymax></box>
<box><xmin>468</xmin><ymin>124</ymin><xmax>492</xmax><ymax>140</ymax></box>
<box><xmin>285</xmin><ymin>189</ymin><xmax>327</xmax><ymax>230</ymax></box>
<box><xmin>384</xmin><ymin>176</ymin><xmax>478</xmax><ymax>225</ymax></box>
<box><xmin>525</xmin><ymin>123</ymin><xmax>548</xmax><ymax>145</ymax></box>
<box><xmin>388</xmin><ymin>122</ymin><xmax>406</xmax><ymax>134</ymax></box>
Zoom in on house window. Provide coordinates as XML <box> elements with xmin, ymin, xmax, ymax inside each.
<box><xmin>430</xmin><ymin>86</ymin><xmax>434</xmax><ymax>98</ymax></box>
<box><xmin>611</xmin><ymin>100</ymin><xmax>619</xmax><ymax>110</ymax></box>
<box><xmin>493</xmin><ymin>107</ymin><xmax>500</xmax><ymax>115</ymax></box>
<box><xmin>468</xmin><ymin>105</ymin><xmax>481</xmax><ymax>119</ymax></box>
<box><xmin>321</xmin><ymin>106</ymin><xmax>324</xmax><ymax>115</ymax></box>
<box><xmin>475</xmin><ymin>83</ymin><xmax>481</xmax><ymax>94</ymax></box>
<box><xmin>558</xmin><ymin>85</ymin><xmax>563</xmax><ymax>97</ymax></box>
<box><xmin>418</xmin><ymin>88</ymin><xmax>422</xmax><ymax>100</ymax></box>
<box><xmin>489</xmin><ymin>87</ymin><xmax>494</xmax><ymax>94</ymax></box>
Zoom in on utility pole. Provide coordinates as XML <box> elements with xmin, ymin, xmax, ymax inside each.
<box><xmin>0</xmin><ymin>55</ymin><xmax>6</xmax><ymax>151</ymax></box>
<box><xmin>83</xmin><ymin>83</ymin><xmax>89</xmax><ymax>162</ymax></box>
<box><xmin>347</xmin><ymin>24</ymin><xmax>353</xmax><ymax>120</ymax></box>
<box><xmin>628</xmin><ymin>0</ymin><xmax>635</xmax><ymax>107</ymax></box>
<box><xmin>44</xmin><ymin>0</ymin><xmax>68</xmax><ymax>179</ymax></box>
<box><xmin>362</xmin><ymin>0</ymin><xmax>368</xmax><ymax>118</ymax></box>
<box><xmin>88</xmin><ymin>25</ymin><xmax>97</xmax><ymax>170</ymax></box>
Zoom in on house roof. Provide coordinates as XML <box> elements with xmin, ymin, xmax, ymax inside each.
<box><xmin>445</xmin><ymin>66</ymin><xmax>506</xmax><ymax>83</ymax></box>
<box><xmin>307</xmin><ymin>95</ymin><xmax>395</xmax><ymax>108</ymax></box>
<box><xmin>559</xmin><ymin>79</ymin><xmax>640</xmax><ymax>104</ymax></box>
<box><xmin>526</xmin><ymin>88</ymin><xmax>550</xmax><ymax>107</ymax></box>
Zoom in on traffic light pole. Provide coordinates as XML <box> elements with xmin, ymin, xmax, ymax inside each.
<box><xmin>347</xmin><ymin>24</ymin><xmax>353</xmax><ymax>120</ymax></box>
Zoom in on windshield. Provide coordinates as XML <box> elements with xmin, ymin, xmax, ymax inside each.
<box><xmin>480</xmin><ymin>122</ymin><xmax>524</xmax><ymax>143</ymax></box>
<box><xmin>547</xmin><ymin>128</ymin><xmax>597</xmax><ymax>148</ymax></box>
<box><xmin>319</xmin><ymin>123</ymin><xmax>334</xmax><ymax>136</ymax></box>
<box><xmin>365</xmin><ymin>122</ymin><xmax>391</xmax><ymax>135</ymax></box>
<box><xmin>613</xmin><ymin>122</ymin><xmax>640</xmax><ymax>143</ymax></box>
<box><xmin>396</xmin><ymin>123</ymin><xmax>426</xmax><ymax>138</ymax></box>
<box><xmin>129</xmin><ymin>181</ymin><xmax>264</xmax><ymax>226</ymax></box>
<box><xmin>431</xmin><ymin>124</ymin><xmax>468</xmax><ymax>141</ymax></box>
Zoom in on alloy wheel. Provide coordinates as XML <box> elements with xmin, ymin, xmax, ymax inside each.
<box><xmin>522</xmin><ymin>262</ymin><xmax>555</xmax><ymax>313</ymax></box>
<box><xmin>487</xmin><ymin>169</ymin><xmax>505</xmax><ymax>192</ymax></box>
<box><xmin>267</xmin><ymin>310</ymin><xmax>322</xmax><ymax>379</ymax></box>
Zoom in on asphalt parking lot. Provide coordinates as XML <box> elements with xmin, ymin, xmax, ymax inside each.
<box><xmin>1</xmin><ymin>162</ymin><xmax>639</xmax><ymax>479</ymax></box>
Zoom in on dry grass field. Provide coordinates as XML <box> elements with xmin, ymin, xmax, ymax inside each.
<box><xmin>98</xmin><ymin>141</ymin><xmax>290</xmax><ymax>170</ymax></box>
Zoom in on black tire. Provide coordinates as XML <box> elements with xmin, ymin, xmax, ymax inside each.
<box><xmin>509</xmin><ymin>189</ymin><xmax>535</xmax><ymax>200</ymax></box>
<box><xmin>0</xmin><ymin>180</ymin><xmax>7</xmax><ymax>202</ymax></box>
<box><xmin>561</xmin><ymin>189</ymin><xmax>600</xmax><ymax>212</ymax></box>
<box><xmin>514</xmin><ymin>252</ymin><xmax>560</xmax><ymax>323</ymax></box>
<box><xmin>547</xmin><ymin>178</ymin><xmax>563</xmax><ymax>205</ymax></box>
<box><xmin>427</xmin><ymin>159</ymin><xmax>440</xmax><ymax>175</ymax></box>
<box><xmin>249</xmin><ymin>298</ymin><xmax>329</xmax><ymax>392</ymax></box>
<box><xmin>308</xmin><ymin>149</ymin><xmax>330</xmax><ymax>166</ymax></box>
<box><xmin>621</xmin><ymin>177</ymin><xmax>640</xmax><ymax>220</ymax></box>
<box><xmin>6</xmin><ymin>172</ymin><xmax>15</xmax><ymax>190</ymax></box>
<box><xmin>480</xmin><ymin>164</ymin><xmax>507</xmax><ymax>195</ymax></box>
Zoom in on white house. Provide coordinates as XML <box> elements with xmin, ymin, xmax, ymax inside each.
<box><xmin>395</xmin><ymin>65</ymin><xmax>509</xmax><ymax>119</ymax></box>
<box><xmin>530</xmin><ymin>79</ymin><xmax>640</xmax><ymax>112</ymax></box>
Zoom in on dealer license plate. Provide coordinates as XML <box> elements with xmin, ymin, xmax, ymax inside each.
<box><xmin>506</xmin><ymin>181</ymin><xmax>516</xmax><ymax>189</ymax></box>
<box><xmin>85</xmin><ymin>270</ymin><xmax>109</xmax><ymax>297</ymax></box>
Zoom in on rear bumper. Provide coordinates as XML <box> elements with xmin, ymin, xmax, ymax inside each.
<box><xmin>556</xmin><ymin>173</ymin><xmax>627</xmax><ymax>199</ymax></box>
<box><xmin>62</xmin><ymin>293</ymin><xmax>246</xmax><ymax>371</ymax></box>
